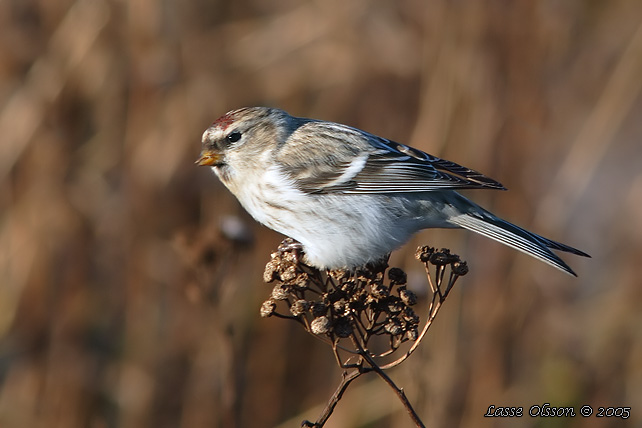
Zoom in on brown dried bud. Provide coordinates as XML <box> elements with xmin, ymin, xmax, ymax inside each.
<box><xmin>356</xmin><ymin>265</ymin><xmax>385</xmax><ymax>282</ymax></box>
<box><xmin>290</xmin><ymin>299</ymin><xmax>310</xmax><ymax>316</ymax></box>
<box><xmin>452</xmin><ymin>261</ymin><xmax>469</xmax><ymax>276</ymax></box>
<box><xmin>429</xmin><ymin>250</ymin><xmax>454</xmax><ymax>266</ymax></box>
<box><xmin>333</xmin><ymin>317</ymin><xmax>352</xmax><ymax>338</ymax></box>
<box><xmin>388</xmin><ymin>267</ymin><xmax>407</xmax><ymax>285</ymax></box>
<box><xmin>311</xmin><ymin>316</ymin><xmax>331</xmax><ymax>334</ymax></box>
<box><xmin>349</xmin><ymin>292</ymin><xmax>367</xmax><ymax>310</ymax></box>
<box><xmin>311</xmin><ymin>301</ymin><xmax>328</xmax><ymax>317</ymax></box>
<box><xmin>294</xmin><ymin>272</ymin><xmax>310</xmax><ymax>289</ymax></box>
<box><xmin>263</xmin><ymin>260</ymin><xmax>278</xmax><ymax>283</ymax></box>
<box><xmin>402</xmin><ymin>307</ymin><xmax>419</xmax><ymax>326</ymax></box>
<box><xmin>329</xmin><ymin>269</ymin><xmax>349</xmax><ymax>282</ymax></box>
<box><xmin>385</xmin><ymin>296</ymin><xmax>404</xmax><ymax>314</ymax></box>
<box><xmin>327</xmin><ymin>289</ymin><xmax>344</xmax><ymax>303</ymax></box>
<box><xmin>260</xmin><ymin>300</ymin><xmax>276</xmax><ymax>318</ymax></box>
<box><xmin>399</xmin><ymin>289</ymin><xmax>417</xmax><ymax>306</ymax></box>
<box><xmin>384</xmin><ymin>318</ymin><xmax>403</xmax><ymax>336</ymax></box>
<box><xmin>281</xmin><ymin>265</ymin><xmax>297</xmax><ymax>282</ymax></box>
<box><xmin>282</xmin><ymin>251</ymin><xmax>299</xmax><ymax>265</ymax></box>
<box><xmin>415</xmin><ymin>246</ymin><xmax>434</xmax><ymax>262</ymax></box>
<box><xmin>340</xmin><ymin>280</ymin><xmax>357</xmax><ymax>294</ymax></box>
<box><xmin>271</xmin><ymin>284</ymin><xmax>290</xmax><ymax>301</ymax></box>
<box><xmin>333</xmin><ymin>299</ymin><xmax>348</xmax><ymax>316</ymax></box>
<box><xmin>371</xmin><ymin>283</ymin><xmax>389</xmax><ymax>299</ymax></box>
<box><xmin>406</xmin><ymin>327</ymin><xmax>419</xmax><ymax>341</ymax></box>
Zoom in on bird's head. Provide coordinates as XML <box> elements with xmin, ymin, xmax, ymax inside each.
<box><xmin>196</xmin><ymin>107</ymin><xmax>298</xmax><ymax>170</ymax></box>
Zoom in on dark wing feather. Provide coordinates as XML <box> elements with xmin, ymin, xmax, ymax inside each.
<box><xmin>341</xmin><ymin>136</ymin><xmax>506</xmax><ymax>193</ymax></box>
<box><xmin>277</xmin><ymin>120</ymin><xmax>506</xmax><ymax>194</ymax></box>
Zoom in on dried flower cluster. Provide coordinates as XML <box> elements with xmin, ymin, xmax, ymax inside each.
<box><xmin>260</xmin><ymin>238</ymin><xmax>469</xmax><ymax>428</ymax></box>
<box><xmin>262</xmin><ymin>239</ymin><xmax>424</xmax><ymax>350</ymax></box>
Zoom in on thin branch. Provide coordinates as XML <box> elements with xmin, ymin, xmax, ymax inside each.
<box><xmin>301</xmin><ymin>369</ymin><xmax>362</xmax><ymax>428</ymax></box>
<box><xmin>351</xmin><ymin>336</ymin><xmax>425</xmax><ymax>428</ymax></box>
<box><xmin>331</xmin><ymin>341</ymin><xmax>360</xmax><ymax>369</ymax></box>
<box><xmin>271</xmin><ymin>312</ymin><xmax>305</xmax><ymax>322</ymax></box>
<box><xmin>379</xmin><ymin>297</ymin><xmax>442</xmax><ymax>370</ymax></box>
<box><xmin>371</xmin><ymin>365</ymin><xmax>425</xmax><ymax>428</ymax></box>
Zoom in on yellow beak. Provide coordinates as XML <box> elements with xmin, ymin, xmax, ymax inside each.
<box><xmin>195</xmin><ymin>149</ymin><xmax>222</xmax><ymax>166</ymax></box>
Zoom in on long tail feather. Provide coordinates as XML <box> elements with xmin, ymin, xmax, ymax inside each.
<box><xmin>448</xmin><ymin>210</ymin><xmax>589</xmax><ymax>276</ymax></box>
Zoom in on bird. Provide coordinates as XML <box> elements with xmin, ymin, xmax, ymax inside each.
<box><xmin>196</xmin><ymin>107</ymin><xmax>589</xmax><ymax>275</ymax></box>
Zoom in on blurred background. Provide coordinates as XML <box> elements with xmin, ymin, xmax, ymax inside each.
<box><xmin>1</xmin><ymin>0</ymin><xmax>641</xmax><ymax>427</ymax></box>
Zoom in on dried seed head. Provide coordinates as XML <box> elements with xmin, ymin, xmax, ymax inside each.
<box><xmin>349</xmin><ymin>292</ymin><xmax>367</xmax><ymax>311</ymax></box>
<box><xmin>388</xmin><ymin>267</ymin><xmax>407</xmax><ymax>285</ymax></box>
<box><xmin>429</xmin><ymin>249</ymin><xmax>459</xmax><ymax>266</ymax></box>
<box><xmin>260</xmin><ymin>239</ymin><xmax>466</xmax><ymax>364</ymax></box>
<box><xmin>271</xmin><ymin>284</ymin><xmax>290</xmax><ymax>301</ymax></box>
<box><xmin>311</xmin><ymin>316</ymin><xmax>331</xmax><ymax>335</ymax></box>
<box><xmin>329</xmin><ymin>269</ymin><xmax>349</xmax><ymax>282</ymax></box>
<box><xmin>356</xmin><ymin>264</ymin><xmax>385</xmax><ymax>282</ymax></box>
<box><xmin>415</xmin><ymin>246</ymin><xmax>434</xmax><ymax>262</ymax></box>
<box><xmin>399</xmin><ymin>289</ymin><xmax>417</xmax><ymax>306</ymax></box>
<box><xmin>406</xmin><ymin>327</ymin><xmax>419</xmax><ymax>341</ymax></box>
<box><xmin>294</xmin><ymin>272</ymin><xmax>310</xmax><ymax>289</ymax></box>
<box><xmin>327</xmin><ymin>289</ymin><xmax>344</xmax><ymax>303</ymax></box>
<box><xmin>340</xmin><ymin>280</ymin><xmax>357</xmax><ymax>294</ymax></box>
<box><xmin>354</xmin><ymin>288</ymin><xmax>368</xmax><ymax>302</ymax></box>
<box><xmin>385</xmin><ymin>296</ymin><xmax>404</xmax><ymax>314</ymax></box>
<box><xmin>311</xmin><ymin>301</ymin><xmax>328</xmax><ymax>317</ymax></box>
<box><xmin>260</xmin><ymin>300</ymin><xmax>276</xmax><ymax>318</ymax></box>
<box><xmin>384</xmin><ymin>318</ymin><xmax>403</xmax><ymax>336</ymax></box>
<box><xmin>371</xmin><ymin>283</ymin><xmax>389</xmax><ymax>299</ymax></box>
<box><xmin>263</xmin><ymin>260</ymin><xmax>278</xmax><ymax>283</ymax></box>
<box><xmin>333</xmin><ymin>299</ymin><xmax>349</xmax><ymax>316</ymax></box>
<box><xmin>290</xmin><ymin>299</ymin><xmax>310</xmax><ymax>316</ymax></box>
<box><xmin>452</xmin><ymin>261</ymin><xmax>469</xmax><ymax>276</ymax></box>
<box><xmin>402</xmin><ymin>307</ymin><xmax>419</xmax><ymax>326</ymax></box>
<box><xmin>429</xmin><ymin>251</ymin><xmax>450</xmax><ymax>266</ymax></box>
<box><xmin>282</xmin><ymin>251</ymin><xmax>299</xmax><ymax>265</ymax></box>
<box><xmin>333</xmin><ymin>317</ymin><xmax>352</xmax><ymax>338</ymax></box>
<box><xmin>281</xmin><ymin>265</ymin><xmax>297</xmax><ymax>282</ymax></box>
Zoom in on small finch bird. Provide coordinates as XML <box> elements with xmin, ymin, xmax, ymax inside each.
<box><xmin>197</xmin><ymin>107</ymin><xmax>589</xmax><ymax>275</ymax></box>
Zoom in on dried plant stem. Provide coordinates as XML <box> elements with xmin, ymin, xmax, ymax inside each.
<box><xmin>371</xmin><ymin>366</ymin><xmax>425</xmax><ymax>427</ymax></box>
<box><xmin>380</xmin><ymin>262</ymin><xmax>460</xmax><ymax>370</ymax></box>
<box><xmin>301</xmin><ymin>369</ymin><xmax>362</xmax><ymax>428</ymax></box>
<box><xmin>352</xmin><ymin>337</ymin><xmax>426</xmax><ymax>428</ymax></box>
<box><xmin>380</xmin><ymin>294</ymin><xmax>443</xmax><ymax>370</ymax></box>
<box><xmin>263</xmin><ymin>242</ymin><xmax>467</xmax><ymax>428</ymax></box>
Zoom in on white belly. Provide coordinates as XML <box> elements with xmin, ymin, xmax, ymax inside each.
<box><xmin>217</xmin><ymin>165</ymin><xmax>453</xmax><ymax>268</ymax></box>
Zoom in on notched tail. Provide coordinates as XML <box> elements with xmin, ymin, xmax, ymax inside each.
<box><xmin>449</xmin><ymin>212</ymin><xmax>589</xmax><ymax>276</ymax></box>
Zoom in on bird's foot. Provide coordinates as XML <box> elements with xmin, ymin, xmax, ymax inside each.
<box><xmin>277</xmin><ymin>239</ymin><xmax>306</xmax><ymax>266</ymax></box>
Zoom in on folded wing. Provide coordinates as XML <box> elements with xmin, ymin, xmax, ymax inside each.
<box><xmin>277</xmin><ymin>120</ymin><xmax>506</xmax><ymax>194</ymax></box>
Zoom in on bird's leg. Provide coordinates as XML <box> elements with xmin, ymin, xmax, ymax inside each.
<box><xmin>277</xmin><ymin>238</ymin><xmax>305</xmax><ymax>265</ymax></box>
<box><xmin>278</xmin><ymin>237</ymin><xmax>304</xmax><ymax>253</ymax></box>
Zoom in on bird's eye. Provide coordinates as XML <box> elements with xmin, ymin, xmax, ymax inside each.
<box><xmin>226</xmin><ymin>131</ymin><xmax>242</xmax><ymax>143</ymax></box>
